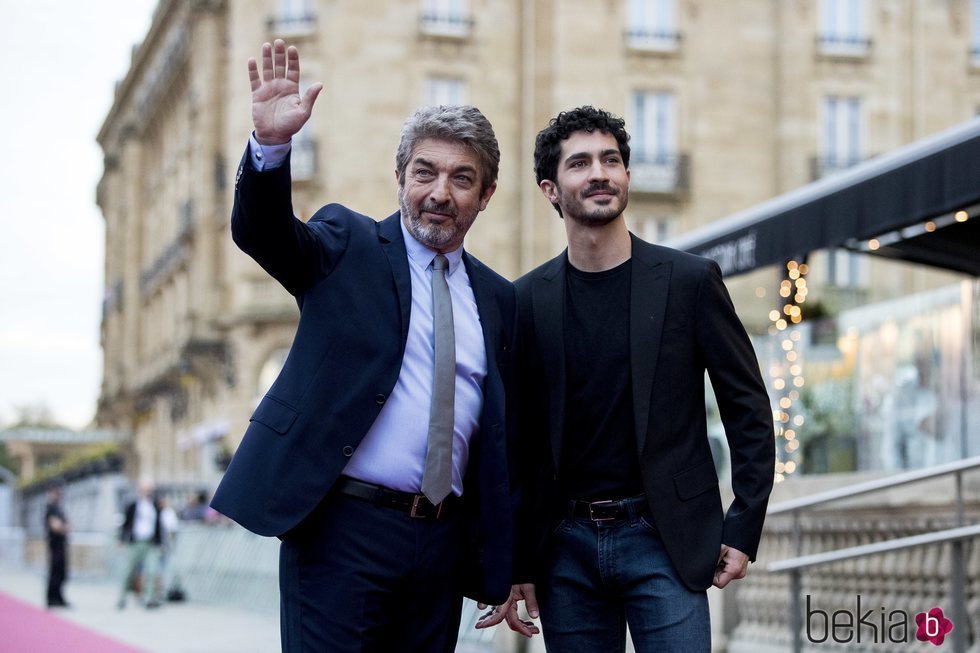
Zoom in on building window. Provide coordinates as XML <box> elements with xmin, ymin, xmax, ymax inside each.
<box><xmin>420</xmin><ymin>0</ymin><xmax>472</xmax><ymax>38</ymax></box>
<box><xmin>292</xmin><ymin>86</ymin><xmax>318</xmax><ymax>182</ymax></box>
<box><xmin>818</xmin><ymin>95</ymin><xmax>863</xmax><ymax>177</ymax></box>
<box><xmin>270</xmin><ymin>0</ymin><xmax>316</xmax><ymax>35</ymax></box>
<box><xmin>972</xmin><ymin>0</ymin><xmax>980</xmax><ymax>65</ymax></box>
<box><xmin>634</xmin><ymin>216</ymin><xmax>675</xmax><ymax>243</ymax></box>
<box><xmin>626</xmin><ymin>0</ymin><xmax>680</xmax><ymax>52</ymax></box>
<box><xmin>424</xmin><ymin>77</ymin><xmax>467</xmax><ymax>106</ymax></box>
<box><xmin>629</xmin><ymin>91</ymin><xmax>687</xmax><ymax>193</ymax></box>
<box><xmin>818</xmin><ymin>0</ymin><xmax>870</xmax><ymax>57</ymax></box>
<box><xmin>291</xmin><ymin>131</ymin><xmax>317</xmax><ymax>182</ymax></box>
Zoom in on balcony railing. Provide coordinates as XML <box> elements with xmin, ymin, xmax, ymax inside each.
<box><xmin>810</xmin><ymin>154</ymin><xmax>862</xmax><ymax>181</ymax></box>
<box><xmin>629</xmin><ymin>153</ymin><xmax>689</xmax><ymax>195</ymax></box>
<box><xmin>267</xmin><ymin>12</ymin><xmax>316</xmax><ymax>37</ymax></box>
<box><xmin>419</xmin><ymin>12</ymin><xmax>473</xmax><ymax>38</ymax></box>
<box><xmin>624</xmin><ymin>28</ymin><xmax>681</xmax><ymax>53</ymax></box>
<box><xmin>817</xmin><ymin>34</ymin><xmax>872</xmax><ymax>58</ymax></box>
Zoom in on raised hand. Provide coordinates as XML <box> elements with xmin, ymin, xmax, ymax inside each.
<box><xmin>249</xmin><ymin>39</ymin><xmax>323</xmax><ymax>145</ymax></box>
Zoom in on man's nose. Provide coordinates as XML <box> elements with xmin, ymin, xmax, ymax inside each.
<box><xmin>588</xmin><ymin>160</ymin><xmax>609</xmax><ymax>181</ymax></box>
<box><xmin>429</xmin><ymin>175</ymin><xmax>452</xmax><ymax>203</ymax></box>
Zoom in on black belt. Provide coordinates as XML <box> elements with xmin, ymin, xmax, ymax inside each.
<box><xmin>335</xmin><ymin>477</ymin><xmax>457</xmax><ymax>521</ymax></box>
<box><xmin>568</xmin><ymin>495</ymin><xmax>649</xmax><ymax>522</ymax></box>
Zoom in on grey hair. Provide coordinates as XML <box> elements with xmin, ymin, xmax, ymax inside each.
<box><xmin>395</xmin><ymin>105</ymin><xmax>500</xmax><ymax>195</ymax></box>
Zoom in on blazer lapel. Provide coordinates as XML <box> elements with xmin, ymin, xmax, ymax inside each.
<box><xmin>463</xmin><ymin>253</ymin><xmax>501</xmax><ymax>385</ymax></box>
<box><xmin>629</xmin><ymin>235</ymin><xmax>671</xmax><ymax>456</ymax></box>
<box><xmin>378</xmin><ymin>212</ymin><xmax>412</xmax><ymax>346</ymax></box>
<box><xmin>532</xmin><ymin>255</ymin><xmax>568</xmax><ymax>469</ymax></box>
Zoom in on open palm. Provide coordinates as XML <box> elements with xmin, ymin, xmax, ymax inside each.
<box><xmin>249</xmin><ymin>39</ymin><xmax>323</xmax><ymax>145</ymax></box>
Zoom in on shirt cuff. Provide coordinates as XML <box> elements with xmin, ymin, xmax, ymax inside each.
<box><xmin>248</xmin><ymin>132</ymin><xmax>291</xmax><ymax>171</ymax></box>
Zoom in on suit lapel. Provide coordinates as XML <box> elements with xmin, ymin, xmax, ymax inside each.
<box><xmin>463</xmin><ymin>253</ymin><xmax>500</xmax><ymax>384</ymax></box>
<box><xmin>629</xmin><ymin>235</ymin><xmax>671</xmax><ymax>456</ymax></box>
<box><xmin>378</xmin><ymin>213</ymin><xmax>412</xmax><ymax>346</ymax></box>
<box><xmin>532</xmin><ymin>255</ymin><xmax>568</xmax><ymax>469</ymax></box>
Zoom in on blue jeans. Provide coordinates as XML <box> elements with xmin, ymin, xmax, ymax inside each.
<box><xmin>539</xmin><ymin>499</ymin><xmax>710</xmax><ymax>652</ymax></box>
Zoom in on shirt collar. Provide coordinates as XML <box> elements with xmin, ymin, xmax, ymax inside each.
<box><xmin>399</xmin><ymin>217</ymin><xmax>465</xmax><ymax>275</ymax></box>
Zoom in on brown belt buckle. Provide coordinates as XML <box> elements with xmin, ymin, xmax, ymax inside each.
<box><xmin>589</xmin><ymin>499</ymin><xmax>616</xmax><ymax>522</ymax></box>
<box><xmin>410</xmin><ymin>495</ymin><xmax>443</xmax><ymax>520</ymax></box>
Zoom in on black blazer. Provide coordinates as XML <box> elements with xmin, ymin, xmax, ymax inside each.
<box><xmin>514</xmin><ymin>235</ymin><xmax>774</xmax><ymax>591</ymax></box>
<box><xmin>211</xmin><ymin>150</ymin><xmax>518</xmax><ymax>605</ymax></box>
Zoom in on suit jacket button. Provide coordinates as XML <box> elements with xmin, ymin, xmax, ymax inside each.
<box><xmin>375</xmin><ymin>394</ymin><xmax>386</xmax><ymax>405</ymax></box>
<box><xmin>342</xmin><ymin>446</ymin><xmax>354</xmax><ymax>457</ymax></box>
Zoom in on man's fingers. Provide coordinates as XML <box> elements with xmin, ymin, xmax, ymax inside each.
<box><xmin>474</xmin><ymin>605</ymin><xmax>506</xmax><ymax>629</ymax></box>
<box><xmin>523</xmin><ymin>585</ymin><xmax>540</xmax><ymax>619</ymax></box>
<box><xmin>302</xmin><ymin>83</ymin><xmax>324</xmax><ymax>112</ymax></box>
<box><xmin>273</xmin><ymin>39</ymin><xmax>287</xmax><ymax>78</ymax></box>
<box><xmin>504</xmin><ymin>610</ymin><xmax>540</xmax><ymax>638</ymax></box>
<box><xmin>286</xmin><ymin>45</ymin><xmax>301</xmax><ymax>84</ymax></box>
<box><xmin>247</xmin><ymin>58</ymin><xmax>260</xmax><ymax>92</ymax></box>
<box><xmin>261</xmin><ymin>42</ymin><xmax>273</xmax><ymax>82</ymax></box>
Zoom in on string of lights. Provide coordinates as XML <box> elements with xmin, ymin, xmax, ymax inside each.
<box><xmin>768</xmin><ymin>259</ymin><xmax>809</xmax><ymax>482</ymax></box>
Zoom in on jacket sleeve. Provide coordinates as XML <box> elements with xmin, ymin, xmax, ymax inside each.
<box><xmin>230</xmin><ymin>144</ymin><xmax>349</xmax><ymax>296</ymax></box>
<box><xmin>695</xmin><ymin>261</ymin><xmax>775</xmax><ymax>560</ymax></box>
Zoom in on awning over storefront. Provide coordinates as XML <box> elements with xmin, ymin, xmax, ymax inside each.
<box><xmin>665</xmin><ymin>117</ymin><xmax>980</xmax><ymax>277</ymax></box>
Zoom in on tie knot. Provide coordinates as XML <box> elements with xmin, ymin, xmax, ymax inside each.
<box><xmin>432</xmin><ymin>254</ymin><xmax>448</xmax><ymax>272</ymax></box>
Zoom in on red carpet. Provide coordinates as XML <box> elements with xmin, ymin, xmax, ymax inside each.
<box><xmin>0</xmin><ymin>591</ymin><xmax>147</xmax><ymax>653</ymax></box>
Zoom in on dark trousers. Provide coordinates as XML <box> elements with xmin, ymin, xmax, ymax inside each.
<box><xmin>46</xmin><ymin>542</ymin><xmax>67</xmax><ymax>606</ymax></box>
<box><xmin>279</xmin><ymin>490</ymin><xmax>466</xmax><ymax>653</ymax></box>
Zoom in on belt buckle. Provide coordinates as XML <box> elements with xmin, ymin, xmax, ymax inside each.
<box><xmin>588</xmin><ymin>499</ymin><xmax>616</xmax><ymax>522</ymax></box>
<box><xmin>410</xmin><ymin>495</ymin><xmax>443</xmax><ymax>520</ymax></box>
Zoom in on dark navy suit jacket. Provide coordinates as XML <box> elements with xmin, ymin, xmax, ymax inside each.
<box><xmin>514</xmin><ymin>236</ymin><xmax>775</xmax><ymax>591</ymax></box>
<box><xmin>212</xmin><ymin>150</ymin><xmax>518</xmax><ymax>605</ymax></box>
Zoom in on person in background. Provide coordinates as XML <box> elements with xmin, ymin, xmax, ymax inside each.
<box><xmin>117</xmin><ymin>480</ymin><xmax>163</xmax><ymax>609</ymax></box>
<box><xmin>157</xmin><ymin>496</ymin><xmax>180</xmax><ymax>601</ymax></box>
<box><xmin>179</xmin><ymin>490</ymin><xmax>209</xmax><ymax>521</ymax></box>
<box><xmin>44</xmin><ymin>484</ymin><xmax>70</xmax><ymax>608</ymax></box>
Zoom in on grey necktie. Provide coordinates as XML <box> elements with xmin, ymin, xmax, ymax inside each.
<box><xmin>422</xmin><ymin>254</ymin><xmax>455</xmax><ymax>505</ymax></box>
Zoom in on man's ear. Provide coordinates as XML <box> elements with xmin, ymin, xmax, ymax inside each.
<box><xmin>539</xmin><ymin>179</ymin><xmax>558</xmax><ymax>204</ymax></box>
<box><xmin>479</xmin><ymin>181</ymin><xmax>497</xmax><ymax>211</ymax></box>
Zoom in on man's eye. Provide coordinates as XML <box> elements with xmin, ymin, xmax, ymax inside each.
<box><xmin>415</xmin><ymin>169</ymin><xmax>432</xmax><ymax>177</ymax></box>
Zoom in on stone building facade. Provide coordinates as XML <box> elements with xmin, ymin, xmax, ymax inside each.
<box><xmin>97</xmin><ymin>0</ymin><xmax>980</xmax><ymax>485</ymax></box>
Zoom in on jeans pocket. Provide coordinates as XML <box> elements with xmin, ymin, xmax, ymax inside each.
<box><xmin>551</xmin><ymin>518</ymin><xmax>572</xmax><ymax>536</ymax></box>
<box><xmin>637</xmin><ymin>515</ymin><xmax>659</xmax><ymax>534</ymax></box>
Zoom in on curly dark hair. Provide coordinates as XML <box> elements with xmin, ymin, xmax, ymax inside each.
<box><xmin>533</xmin><ymin>106</ymin><xmax>631</xmax><ymax>186</ymax></box>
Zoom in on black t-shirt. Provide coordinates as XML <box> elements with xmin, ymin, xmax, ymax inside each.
<box><xmin>561</xmin><ymin>258</ymin><xmax>644</xmax><ymax>501</ymax></box>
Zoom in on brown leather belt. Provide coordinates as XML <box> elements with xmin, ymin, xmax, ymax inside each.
<box><xmin>568</xmin><ymin>495</ymin><xmax>649</xmax><ymax>522</ymax></box>
<box><xmin>335</xmin><ymin>476</ymin><xmax>457</xmax><ymax>520</ymax></box>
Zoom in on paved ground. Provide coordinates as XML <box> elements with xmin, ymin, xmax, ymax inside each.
<box><xmin>0</xmin><ymin>566</ymin><xmax>281</xmax><ymax>653</ymax></box>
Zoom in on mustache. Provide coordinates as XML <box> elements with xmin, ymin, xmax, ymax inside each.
<box><xmin>419</xmin><ymin>201</ymin><xmax>457</xmax><ymax>217</ymax></box>
<box><xmin>583</xmin><ymin>183</ymin><xmax>618</xmax><ymax>198</ymax></box>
